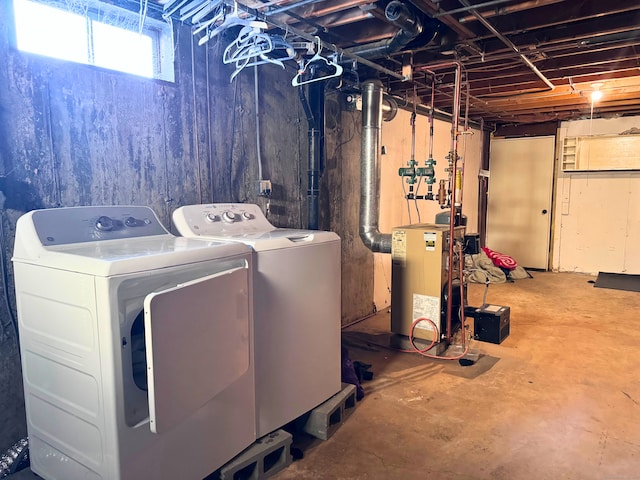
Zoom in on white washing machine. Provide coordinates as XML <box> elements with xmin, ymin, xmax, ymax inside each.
<box><xmin>173</xmin><ymin>203</ymin><xmax>341</xmax><ymax>437</ymax></box>
<box><xmin>12</xmin><ymin>206</ymin><xmax>256</xmax><ymax>480</ymax></box>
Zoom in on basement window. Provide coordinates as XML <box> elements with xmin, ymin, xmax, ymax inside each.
<box><xmin>12</xmin><ymin>0</ymin><xmax>175</xmax><ymax>82</ymax></box>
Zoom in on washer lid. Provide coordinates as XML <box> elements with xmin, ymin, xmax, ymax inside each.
<box><xmin>13</xmin><ymin>206</ymin><xmax>251</xmax><ymax>276</ymax></box>
<box><xmin>18</xmin><ymin>236</ymin><xmax>250</xmax><ymax>276</ymax></box>
<box><xmin>145</xmin><ymin>265</ymin><xmax>250</xmax><ymax>434</ymax></box>
<box><xmin>194</xmin><ymin>228</ymin><xmax>340</xmax><ymax>251</ymax></box>
<box><xmin>173</xmin><ymin>204</ymin><xmax>339</xmax><ymax>251</ymax></box>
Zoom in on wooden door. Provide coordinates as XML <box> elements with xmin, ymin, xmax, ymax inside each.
<box><xmin>486</xmin><ymin>136</ymin><xmax>555</xmax><ymax>270</ymax></box>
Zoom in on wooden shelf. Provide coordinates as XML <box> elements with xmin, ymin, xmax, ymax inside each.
<box><xmin>561</xmin><ymin>137</ymin><xmax>576</xmax><ymax>170</ymax></box>
<box><xmin>562</xmin><ymin>134</ymin><xmax>640</xmax><ymax>171</ymax></box>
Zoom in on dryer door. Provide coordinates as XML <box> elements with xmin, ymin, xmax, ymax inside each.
<box><xmin>144</xmin><ymin>265</ymin><xmax>250</xmax><ymax>434</ymax></box>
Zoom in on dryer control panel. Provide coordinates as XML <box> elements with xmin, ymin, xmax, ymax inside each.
<box><xmin>30</xmin><ymin>206</ymin><xmax>168</xmax><ymax>246</ymax></box>
<box><xmin>173</xmin><ymin>203</ymin><xmax>274</xmax><ymax>236</ymax></box>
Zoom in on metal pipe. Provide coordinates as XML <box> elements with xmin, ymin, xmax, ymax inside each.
<box><xmin>458</xmin><ymin>0</ymin><xmax>555</xmax><ymax>91</ymax></box>
<box><xmin>457</xmin><ymin>0</ymin><xmax>565</xmax><ymax>24</ymax></box>
<box><xmin>446</xmin><ymin>63</ymin><xmax>462</xmax><ymax>343</ymax></box>
<box><xmin>428</xmin><ymin>75</ymin><xmax>435</xmax><ymax>160</ymax></box>
<box><xmin>386</xmin><ymin>0</ymin><xmax>423</xmax><ymax>37</ymax></box>
<box><xmin>359</xmin><ymin>79</ymin><xmax>392</xmax><ymax>253</ymax></box>
<box><xmin>222</xmin><ymin>0</ymin><xmax>408</xmax><ymax>81</ymax></box>
<box><xmin>266</xmin><ymin>0</ymin><xmax>323</xmax><ymax>16</ymax></box>
<box><xmin>417</xmin><ymin>61</ymin><xmax>463</xmax><ymax>162</ymax></box>
<box><xmin>299</xmin><ymin>85</ymin><xmax>322</xmax><ymax>230</ymax></box>
<box><xmin>410</xmin><ymin>85</ymin><xmax>416</xmax><ymax>162</ymax></box>
<box><xmin>310</xmin><ymin>83</ymin><xmax>324</xmax><ymax>230</ymax></box>
<box><xmin>282</xmin><ymin>0</ymin><xmax>373</xmax><ymax>19</ymax></box>
<box><xmin>459</xmin><ymin>79</ymin><xmax>470</xmax><ymax>207</ymax></box>
<box><xmin>416</xmin><ymin>61</ymin><xmax>462</xmax><ymax>343</ymax></box>
<box><xmin>255</xmin><ymin>66</ymin><xmax>264</xmax><ymax>182</ymax></box>
<box><xmin>458</xmin><ymin>242</ymin><xmax>466</xmax><ymax>347</ymax></box>
<box><xmin>344</xmin><ymin>0</ymin><xmax>426</xmax><ymax>60</ymax></box>
<box><xmin>432</xmin><ymin>0</ymin><xmax>513</xmax><ymax>18</ymax></box>
<box><xmin>425</xmin><ymin>75</ymin><xmax>436</xmax><ymax>199</ymax></box>
<box><xmin>382</xmin><ymin>94</ymin><xmax>399</xmax><ymax>122</ymax></box>
<box><xmin>385</xmin><ymin>92</ymin><xmax>481</xmax><ymax>129</ymax></box>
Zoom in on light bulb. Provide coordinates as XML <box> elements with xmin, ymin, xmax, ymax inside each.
<box><xmin>591</xmin><ymin>90</ymin><xmax>603</xmax><ymax>101</ymax></box>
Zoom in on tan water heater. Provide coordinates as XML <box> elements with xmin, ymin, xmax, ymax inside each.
<box><xmin>391</xmin><ymin>224</ymin><xmax>465</xmax><ymax>342</ymax></box>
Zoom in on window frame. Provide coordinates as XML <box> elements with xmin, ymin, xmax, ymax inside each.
<box><xmin>12</xmin><ymin>0</ymin><xmax>175</xmax><ymax>82</ymax></box>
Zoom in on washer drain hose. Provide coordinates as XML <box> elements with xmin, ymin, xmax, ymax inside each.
<box><xmin>0</xmin><ymin>437</ymin><xmax>29</xmax><ymax>478</ymax></box>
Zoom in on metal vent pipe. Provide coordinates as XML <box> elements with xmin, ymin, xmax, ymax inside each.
<box><xmin>359</xmin><ymin>79</ymin><xmax>392</xmax><ymax>253</ymax></box>
<box><xmin>345</xmin><ymin>1</ymin><xmax>427</xmax><ymax>60</ymax></box>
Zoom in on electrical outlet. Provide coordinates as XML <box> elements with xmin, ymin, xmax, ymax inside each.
<box><xmin>258</xmin><ymin>180</ymin><xmax>272</xmax><ymax>197</ymax></box>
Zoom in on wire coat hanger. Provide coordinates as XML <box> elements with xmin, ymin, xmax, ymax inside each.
<box><xmin>291</xmin><ymin>37</ymin><xmax>343</xmax><ymax>87</ymax></box>
<box><xmin>198</xmin><ymin>2</ymin><xmax>267</xmax><ymax>46</ymax></box>
<box><xmin>224</xmin><ymin>31</ymin><xmax>294</xmax><ymax>65</ymax></box>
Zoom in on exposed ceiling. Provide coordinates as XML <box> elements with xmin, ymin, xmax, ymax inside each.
<box><xmin>163</xmin><ymin>0</ymin><xmax>640</xmax><ymax>127</ymax></box>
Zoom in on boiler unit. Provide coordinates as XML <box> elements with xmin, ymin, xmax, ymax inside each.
<box><xmin>391</xmin><ymin>224</ymin><xmax>466</xmax><ymax>347</ymax></box>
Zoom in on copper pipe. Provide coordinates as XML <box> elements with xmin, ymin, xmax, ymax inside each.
<box><xmin>457</xmin><ymin>80</ymin><xmax>471</xmax><ymax>348</ymax></box>
<box><xmin>458</xmin><ymin>79</ymin><xmax>470</xmax><ymax>207</ymax></box>
<box><xmin>416</xmin><ymin>60</ymin><xmax>462</xmax><ymax>344</ymax></box>
<box><xmin>428</xmin><ymin>75</ymin><xmax>435</xmax><ymax>160</ymax></box>
<box><xmin>458</xmin><ymin>242</ymin><xmax>466</xmax><ymax>347</ymax></box>
<box><xmin>411</xmin><ymin>83</ymin><xmax>417</xmax><ymax>162</ymax></box>
<box><xmin>447</xmin><ymin>64</ymin><xmax>462</xmax><ymax>343</ymax></box>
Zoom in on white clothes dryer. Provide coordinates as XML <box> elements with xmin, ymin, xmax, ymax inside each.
<box><xmin>173</xmin><ymin>203</ymin><xmax>341</xmax><ymax>437</ymax></box>
<box><xmin>12</xmin><ymin>206</ymin><xmax>256</xmax><ymax>480</ymax></box>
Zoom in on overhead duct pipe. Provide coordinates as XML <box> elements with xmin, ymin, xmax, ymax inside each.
<box><xmin>359</xmin><ymin>79</ymin><xmax>392</xmax><ymax>253</ymax></box>
<box><xmin>345</xmin><ymin>1</ymin><xmax>431</xmax><ymax>60</ymax></box>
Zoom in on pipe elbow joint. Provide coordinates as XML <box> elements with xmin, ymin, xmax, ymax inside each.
<box><xmin>359</xmin><ymin>228</ymin><xmax>392</xmax><ymax>253</ymax></box>
<box><xmin>385</xmin><ymin>1</ymin><xmax>423</xmax><ymax>37</ymax></box>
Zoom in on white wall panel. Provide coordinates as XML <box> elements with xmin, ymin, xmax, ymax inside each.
<box><xmin>553</xmin><ymin>117</ymin><xmax>640</xmax><ymax>274</ymax></box>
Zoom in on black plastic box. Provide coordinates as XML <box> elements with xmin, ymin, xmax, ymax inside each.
<box><xmin>473</xmin><ymin>305</ymin><xmax>510</xmax><ymax>344</ymax></box>
<box><xmin>464</xmin><ymin>234</ymin><xmax>481</xmax><ymax>255</ymax></box>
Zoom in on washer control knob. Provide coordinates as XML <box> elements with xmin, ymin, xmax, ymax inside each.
<box><xmin>96</xmin><ymin>216</ymin><xmax>114</xmax><ymax>231</ymax></box>
<box><xmin>124</xmin><ymin>216</ymin><xmax>137</xmax><ymax>227</ymax></box>
<box><xmin>241</xmin><ymin>212</ymin><xmax>253</xmax><ymax>220</ymax></box>
<box><xmin>222</xmin><ymin>211</ymin><xmax>237</xmax><ymax>223</ymax></box>
<box><xmin>205</xmin><ymin>213</ymin><xmax>219</xmax><ymax>223</ymax></box>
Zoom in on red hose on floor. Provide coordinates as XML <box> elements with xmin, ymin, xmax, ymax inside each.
<box><xmin>401</xmin><ymin>246</ymin><xmax>470</xmax><ymax>360</ymax></box>
<box><xmin>402</xmin><ymin>316</ymin><xmax>470</xmax><ymax>360</ymax></box>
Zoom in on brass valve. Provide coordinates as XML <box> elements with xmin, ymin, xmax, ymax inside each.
<box><xmin>437</xmin><ymin>179</ymin><xmax>447</xmax><ymax>206</ymax></box>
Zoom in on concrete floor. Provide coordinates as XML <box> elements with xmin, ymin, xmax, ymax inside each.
<box><xmin>12</xmin><ymin>272</ymin><xmax>640</xmax><ymax>479</ymax></box>
<box><xmin>274</xmin><ymin>272</ymin><xmax>640</xmax><ymax>480</ymax></box>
